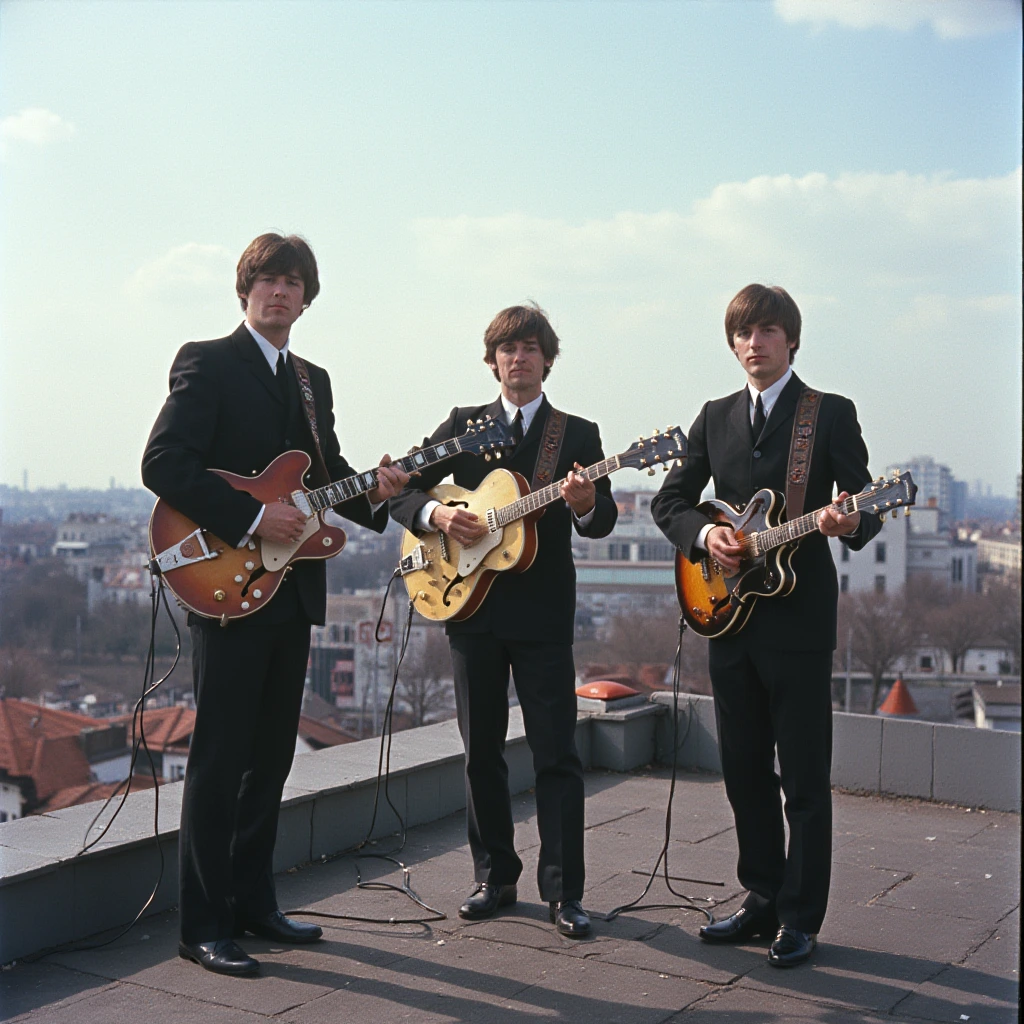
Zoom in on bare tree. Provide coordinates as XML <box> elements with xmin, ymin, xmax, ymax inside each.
<box><xmin>984</xmin><ymin>583</ymin><xmax>1021</xmax><ymax>674</ymax></box>
<box><xmin>396</xmin><ymin>627</ymin><xmax>455</xmax><ymax>727</ymax></box>
<box><xmin>0</xmin><ymin>646</ymin><xmax>47</xmax><ymax>700</ymax></box>
<box><xmin>914</xmin><ymin>590</ymin><xmax>991</xmax><ymax>675</ymax></box>
<box><xmin>838</xmin><ymin>591</ymin><xmax>916</xmax><ymax>713</ymax></box>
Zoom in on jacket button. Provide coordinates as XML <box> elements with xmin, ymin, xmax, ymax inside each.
<box><xmin>753</xmin><ymin>450</ymin><xmax>761</xmax><ymax>458</ymax></box>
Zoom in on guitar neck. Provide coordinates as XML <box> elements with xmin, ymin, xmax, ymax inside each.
<box><xmin>744</xmin><ymin>492</ymin><xmax>863</xmax><ymax>554</ymax></box>
<box><xmin>303</xmin><ymin>437</ymin><xmax>470</xmax><ymax>513</ymax></box>
<box><xmin>494</xmin><ymin>456</ymin><xmax>622</xmax><ymax>528</ymax></box>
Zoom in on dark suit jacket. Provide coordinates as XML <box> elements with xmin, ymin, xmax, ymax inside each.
<box><xmin>650</xmin><ymin>373</ymin><xmax>881</xmax><ymax>651</ymax></box>
<box><xmin>389</xmin><ymin>396</ymin><xmax>618</xmax><ymax>644</ymax></box>
<box><xmin>142</xmin><ymin>322</ymin><xmax>387</xmax><ymax>625</ymax></box>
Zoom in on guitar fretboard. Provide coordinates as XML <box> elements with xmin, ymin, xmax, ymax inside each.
<box><xmin>739</xmin><ymin>493</ymin><xmax>861</xmax><ymax>555</ymax></box>
<box><xmin>304</xmin><ymin>438</ymin><xmax>467</xmax><ymax>513</ymax></box>
<box><xmin>494</xmin><ymin>456</ymin><xmax>622</xmax><ymax>527</ymax></box>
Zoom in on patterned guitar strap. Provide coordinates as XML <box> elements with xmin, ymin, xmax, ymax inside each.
<box><xmin>531</xmin><ymin>406</ymin><xmax>568</xmax><ymax>490</ymax></box>
<box><xmin>785</xmin><ymin>387</ymin><xmax>824</xmax><ymax>518</ymax></box>
<box><xmin>288</xmin><ymin>353</ymin><xmax>331</xmax><ymax>489</ymax></box>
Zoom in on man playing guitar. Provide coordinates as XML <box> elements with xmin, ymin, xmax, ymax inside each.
<box><xmin>390</xmin><ymin>305</ymin><xmax>618</xmax><ymax>938</ymax></box>
<box><xmin>142</xmin><ymin>234</ymin><xmax>408</xmax><ymax>976</ymax></box>
<box><xmin>651</xmin><ymin>285</ymin><xmax>882</xmax><ymax>967</ymax></box>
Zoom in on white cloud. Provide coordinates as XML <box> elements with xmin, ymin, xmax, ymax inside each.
<box><xmin>774</xmin><ymin>0</ymin><xmax>1021</xmax><ymax>39</ymax></box>
<box><xmin>129</xmin><ymin>243</ymin><xmax>236</xmax><ymax>302</ymax></box>
<box><xmin>0</xmin><ymin>107</ymin><xmax>75</xmax><ymax>158</ymax></box>
<box><xmin>412</xmin><ymin>168</ymin><xmax>1021</xmax><ymax>300</ymax></box>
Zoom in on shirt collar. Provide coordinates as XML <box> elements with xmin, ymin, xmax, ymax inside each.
<box><xmin>245</xmin><ymin>320</ymin><xmax>289</xmax><ymax>373</ymax></box>
<box><xmin>501</xmin><ymin>392</ymin><xmax>545</xmax><ymax>432</ymax></box>
<box><xmin>748</xmin><ymin>367</ymin><xmax>793</xmax><ymax>419</ymax></box>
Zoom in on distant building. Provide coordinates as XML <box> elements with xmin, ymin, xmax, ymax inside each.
<box><xmin>975</xmin><ymin>534</ymin><xmax>1022</xmax><ymax>588</ymax></box>
<box><xmin>906</xmin><ymin>505</ymin><xmax>977</xmax><ymax>592</ymax></box>
<box><xmin>52</xmin><ymin>512</ymin><xmax>148</xmax><ymax>586</ymax></box>
<box><xmin>972</xmin><ymin>682</ymin><xmax>1021</xmax><ymax>732</ymax></box>
<box><xmin>889</xmin><ymin>457</ymin><xmax>957</xmax><ymax>529</ymax></box>
<box><xmin>572</xmin><ymin>491</ymin><xmax>677</xmax><ymax>633</ymax></box>
<box><xmin>830</xmin><ymin>511</ymin><xmax>908</xmax><ymax>595</ymax></box>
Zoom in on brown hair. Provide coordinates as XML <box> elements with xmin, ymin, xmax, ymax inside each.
<box><xmin>483</xmin><ymin>303</ymin><xmax>560</xmax><ymax>381</ymax></box>
<box><xmin>724</xmin><ymin>284</ymin><xmax>801</xmax><ymax>363</ymax></box>
<box><xmin>236</xmin><ymin>233</ymin><xmax>320</xmax><ymax>311</ymax></box>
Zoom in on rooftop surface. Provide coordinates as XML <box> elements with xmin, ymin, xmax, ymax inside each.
<box><xmin>1</xmin><ymin>769</ymin><xmax>1018</xmax><ymax>1023</ymax></box>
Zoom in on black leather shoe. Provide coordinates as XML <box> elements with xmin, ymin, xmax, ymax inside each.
<box><xmin>768</xmin><ymin>926</ymin><xmax>817</xmax><ymax>967</ymax></box>
<box><xmin>698</xmin><ymin>906</ymin><xmax>779</xmax><ymax>943</ymax></box>
<box><xmin>178</xmin><ymin>939</ymin><xmax>259</xmax><ymax>977</ymax></box>
<box><xmin>458</xmin><ymin>882</ymin><xmax>518</xmax><ymax>920</ymax></box>
<box><xmin>237</xmin><ymin>910</ymin><xmax>323</xmax><ymax>944</ymax></box>
<box><xmin>549</xmin><ymin>899</ymin><xmax>591</xmax><ymax>938</ymax></box>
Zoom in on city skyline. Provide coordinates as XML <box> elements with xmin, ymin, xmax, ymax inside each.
<box><xmin>1</xmin><ymin>0</ymin><xmax>1021</xmax><ymax>495</ymax></box>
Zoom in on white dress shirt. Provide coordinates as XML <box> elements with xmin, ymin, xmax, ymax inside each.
<box><xmin>238</xmin><ymin>321</ymin><xmax>380</xmax><ymax>547</ymax></box>
<box><xmin>415</xmin><ymin>393</ymin><xmax>595</xmax><ymax>532</ymax></box>
<box><xmin>695</xmin><ymin>368</ymin><xmax>793</xmax><ymax>552</ymax></box>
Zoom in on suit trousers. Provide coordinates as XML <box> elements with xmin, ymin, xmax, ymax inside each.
<box><xmin>448</xmin><ymin>634</ymin><xmax>585</xmax><ymax>903</ymax></box>
<box><xmin>178</xmin><ymin>616</ymin><xmax>311</xmax><ymax>942</ymax></box>
<box><xmin>708</xmin><ymin>639</ymin><xmax>834</xmax><ymax>934</ymax></box>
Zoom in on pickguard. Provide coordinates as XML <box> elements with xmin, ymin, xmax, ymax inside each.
<box><xmin>261</xmin><ymin>514</ymin><xmax>320</xmax><ymax>570</ymax></box>
<box><xmin>456</xmin><ymin>524</ymin><xmax>503</xmax><ymax>577</ymax></box>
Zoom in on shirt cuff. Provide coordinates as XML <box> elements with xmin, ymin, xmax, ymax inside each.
<box><xmin>238</xmin><ymin>505</ymin><xmax>265</xmax><ymax>548</ymax></box>
<box><xmin>572</xmin><ymin>505</ymin><xmax>596</xmax><ymax>528</ymax></box>
<box><xmin>369</xmin><ymin>497</ymin><xmax>386</xmax><ymax>515</ymax></box>
<box><xmin>416</xmin><ymin>499</ymin><xmax>442</xmax><ymax>533</ymax></box>
<box><xmin>695</xmin><ymin>523</ymin><xmax>715</xmax><ymax>552</ymax></box>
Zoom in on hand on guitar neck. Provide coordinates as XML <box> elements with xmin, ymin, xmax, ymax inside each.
<box><xmin>816</xmin><ymin>490</ymin><xmax>861</xmax><ymax>538</ymax></box>
<box><xmin>559</xmin><ymin>463</ymin><xmax>596</xmax><ymax>517</ymax></box>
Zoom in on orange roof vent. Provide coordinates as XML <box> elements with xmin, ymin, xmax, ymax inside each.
<box><xmin>576</xmin><ymin>680</ymin><xmax>639</xmax><ymax>701</ymax></box>
<box><xmin>878</xmin><ymin>678</ymin><xmax>919</xmax><ymax>716</ymax></box>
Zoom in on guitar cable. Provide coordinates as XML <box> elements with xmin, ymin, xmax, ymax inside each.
<box><xmin>17</xmin><ymin>573</ymin><xmax>181</xmax><ymax>963</ymax></box>
<box><xmin>286</xmin><ymin>571</ymin><xmax>446</xmax><ymax>926</ymax></box>
<box><xmin>596</xmin><ymin>615</ymin><xmax>715</xmax><ymax>925</ymax></box>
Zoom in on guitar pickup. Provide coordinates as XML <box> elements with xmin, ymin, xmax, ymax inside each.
<box><xmin>150</xmin><ymin>529</ymin><xmax>218</xmax><ymax>575</ymax></box>
<box><xmin>398</xmin><ymin>545</ymin><xmax>430</xmax><ymax>576</ymax></box>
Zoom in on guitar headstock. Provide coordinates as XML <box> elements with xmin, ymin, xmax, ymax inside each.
<box><xmin>460</xmin><ymin>414</ymin><xmax>515</xmax><ymax>460</ymax></box>
<box><xmin>856</xmin><ymin>471</ymin><xmax>918</xmax><ymax>518</ymax></box>
<box><xmin>617</xmin><ymin>426</ymin><xmax>688</xmax><ymax>476</ymax></box>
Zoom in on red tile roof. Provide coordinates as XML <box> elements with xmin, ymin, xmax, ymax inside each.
<box><xmin>0</xmin><ymin>698</ymin><xmax>97</xmax><ymax>779</ymax></box>
<box><xmin>113</xmin><ymin>705</ymin><xmax>195</xmax><ymax>752</ymax></box>
<box><xmin>38</xmin><ymin>772</ymin><xmax>158</xmax><ymax>813</ymax></box>
<box><xmin>297</xmin><ymin>715</ymin><xmax>357</xmax><ymax>749</ymax></box>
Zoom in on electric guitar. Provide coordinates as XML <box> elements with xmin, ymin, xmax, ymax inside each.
<box><xmin>674</xmin><ymin>471</ymin><xmax>918</xmax><ymax>638</ymax></box>
<box><xmin>398</xmin><ymin>427</ymin><xmax>687</xmax><ymax>622</ymax></box>
<box><xmin>149</xmin><ymin>416</ymin><xmax>512</xmax><ymax>624</ymax></box>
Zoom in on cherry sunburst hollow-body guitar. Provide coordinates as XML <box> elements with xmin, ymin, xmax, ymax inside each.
<box><xmin>398</xmin><ymin>427</ymin><xmax>688</xmax><ymax>622</ymax></box>
<box><xmin>674</xmin><ymin>471</ymin><xmax>918</xmax><ymax>639</ymax></box>
<box><xmin>148</xmin><ymin>416</ymin><xmax>512</xmax><ymax>624</ymax></box>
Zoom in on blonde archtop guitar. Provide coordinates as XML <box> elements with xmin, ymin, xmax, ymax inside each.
<box><xmin>398</xmin><ymin>427</ymin><xmax>687</xmax><ymax>622</ymax></box>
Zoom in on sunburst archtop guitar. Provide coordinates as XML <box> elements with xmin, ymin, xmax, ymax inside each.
<box><xmin>674</xmin><ymin>471</ymin><xmax>918</xmax><ymax>638</ymax></box>
<box><xmin>149</xmin><ymin>416</ymin><xmax>512</xmax><ymax>624</ymax></box>
<box><xmin>398</xmin><ymin>427</ymin><xmax>687</xmax><ymax>622</ymax></box>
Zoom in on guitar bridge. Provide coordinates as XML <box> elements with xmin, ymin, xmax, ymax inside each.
<box><xmin>150</xmin><ymin>529</ymin><xmax>219</xmax><ymax>574</ymax></box>
<box><xmin>398</xmin><ymin>544</ymin><xmax>430</xmax><ymax>576</ymax></box>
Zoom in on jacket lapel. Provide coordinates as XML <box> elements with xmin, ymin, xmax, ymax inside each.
<box><xmin>728</xmin><ymin>388</ymin><xmax>753</xmax><ymax>450</ymax></box>
<box><xmin>231</xmin><ymin>322</ymin><xmax>286</xmax><ymax>406</ymax></box>
<box><xmin>758</xmin><ymin>372</ymin><xmax>803</xmax><ymax>447</ymax></box>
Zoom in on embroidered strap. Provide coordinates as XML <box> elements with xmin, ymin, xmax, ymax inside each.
<box><xmin>531</xmin><ymin>407</ymin><xmax>568</xmax><ymax>490</ymax></box>
<box><xmin>785</xmin><ymin>387</ymin><xmax>823</xmax><ymax>519</ymax></box>
<box><xmin>288</xmin><ymin>353</ymin><xmax>330</xmax><ymax>485</ymax></box>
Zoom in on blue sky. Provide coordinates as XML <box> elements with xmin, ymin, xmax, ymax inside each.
<box><xmin>1</xmin><ymin>0</ymin><xmax>1020</xmax><ymax>496</ymax></box>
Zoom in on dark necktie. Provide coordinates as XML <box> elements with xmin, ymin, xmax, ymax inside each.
<box><xmin>510</xmin><ymin>409</ymin><xmax>524</xmax><ymax>448</ymax></box>
<box><xmin>751</xmin><ymin>392</ymin><xmax>766</xmax><ymax>443</ymax></box>
<box><xmin>275</xmin><ymin>351</ymin><xmax>289</xmax><ymax>404</ymax></box>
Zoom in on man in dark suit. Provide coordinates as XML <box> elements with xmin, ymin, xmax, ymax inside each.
<box><xmin>390</xmin><ymin>305</ymin><xmax>617</xmax><ymax>938</ymax></box>
<box><xmin>651</xmin><ymin>284</ymin><xmax>881</xmax><ymax>967</ymax></box>
<box><xmin>143</xmin><ymin>233</ymin><xmax>407</xmax><ymax>976</ymax></box>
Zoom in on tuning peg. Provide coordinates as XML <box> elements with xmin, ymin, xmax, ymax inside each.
<box><xmin>891</xmin><ymin>509</ymin><xmax>898</xmax><ymax>519</ymax></box>
<box><xmin>484</xmin><ymin>454</ymin><xmax>492</xmax><ymax>461</ymax></box>
<box><xmin>648</xmin><ymin>468</ymin><xmax>656</xmax><ymax>476</ymax></box>
<box><xmin>904</xmin><ymin>508</ymin><xmax>911</xmax><ymax>517</ymax></box>
<box><xmin>495</xmin><ymin>452</ymin><xmax>502</xmax><ymax>459</ymax></box>
<box><xmin>663</xmin><ymin>463</ymin><xmax>670</xmax><ymax>472</ymax></box>
<box><xmin>652</xmin><ymin>428</ymin><xmax>660</xmax><ymax>436</ymax></box>
<box><xmin>467</xmin><ymin>418</ymin><xmax>475</xmax><ymax>425</ymax></box>
<box><xmin>894</xmin><ymin>467</ymin><xmax>901</xmax><ymax>475</ymax></box>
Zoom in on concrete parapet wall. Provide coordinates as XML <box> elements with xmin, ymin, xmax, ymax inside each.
<box><xmin>1</xmin><ymin>695</ymin><xmax>1018</xmax><ymax>965</ymax></box>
